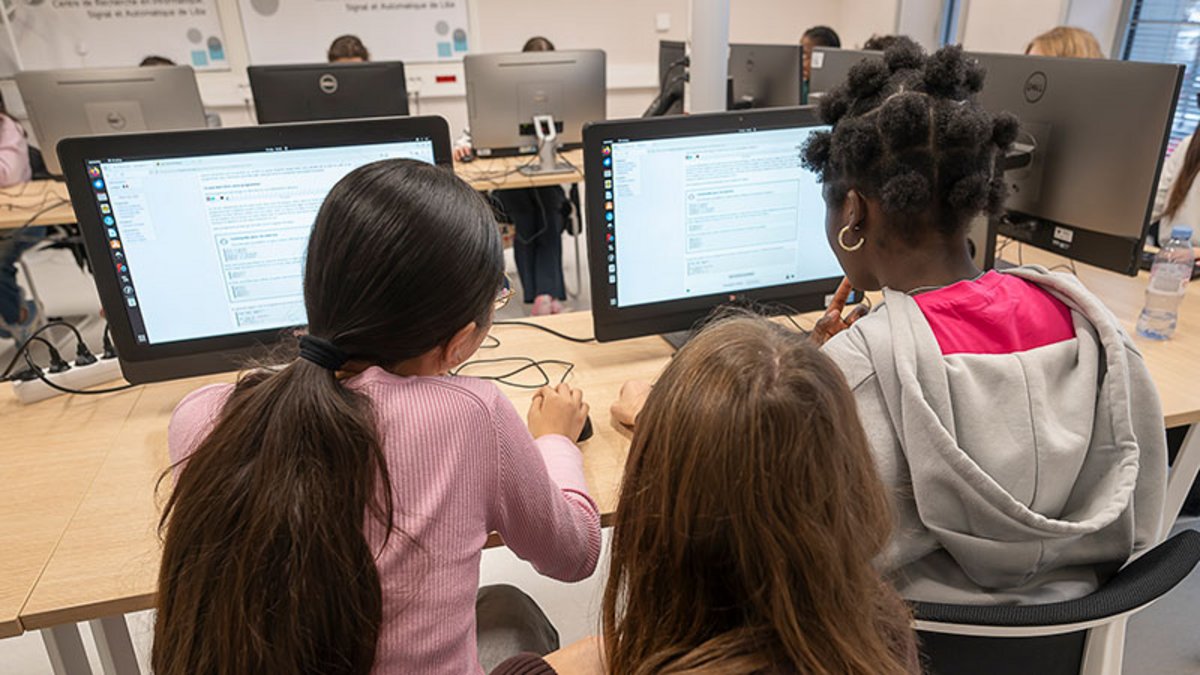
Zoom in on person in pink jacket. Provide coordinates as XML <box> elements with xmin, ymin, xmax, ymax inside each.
<box><xmin>153</xmin><ymin>159</ymin><xmax>600</xmax><ymax>675</ymax></box>
<box><xmin>0</xmin><ymin>92</ymin><xmax>36</xmax><ymax>344</ymax></box>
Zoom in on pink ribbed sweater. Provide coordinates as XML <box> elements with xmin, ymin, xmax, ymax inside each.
<box><xmin>167</xmin><ymin>367</ymin><xmax>602</xmax><ymax>674</ymax></box>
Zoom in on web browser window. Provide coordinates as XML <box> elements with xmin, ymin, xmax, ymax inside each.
<box><xmin>89</xmin><ymin>140</ymin><xmax>435</xmax><ymax>345</ymax></box>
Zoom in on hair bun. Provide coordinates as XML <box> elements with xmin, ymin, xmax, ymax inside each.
<box><xmin>924</xmin><ymin>45</ymin><xmax>970</xmax><ymax>99</ymax></box>
<box><xmin>878</xmin><ymin>93</ymin><xmax>929</xmax><ymax>151</ymax></box>
<box><xmin>939</xmin><ymin>104</ymin><xmax>991</xmax><ymax>149</ymax></box>
<box><xmin>802</xmin><ymin>131</ymin><xmax>833</xmax><ymax>174</ymax></box>
<box><xmin>847</xmin><ymin>58</ymin><xmax>891</xmax><ymax>100</ymax></box>
<box><xmin>832</xmin><ymin>117</ymin><xmax>882</xmax><ymax>169</ymax></box>
<box><xmin>992</xmin><ymin>112</ymin><xmax>1021</xmax><ymax>150</ymax></box>
<box><xmin>884</xmin><ymin>38</ymin><xmax>925</xmax><ymax>73</ymax></box>
<box><xmin>947</xmin><ymin>173</ymin><xmax>990</xmax><ymax>212</ymax></box>
<box><xmin>880</xmin><ymin>169</ymin><xmax>932</xmax><ymax>214</ymax></box>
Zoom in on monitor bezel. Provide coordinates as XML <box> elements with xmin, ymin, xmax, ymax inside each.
<box><xmin>247</xmin><ymin>61</ymin><xmax>411</xmax><ymax>124</ymax></box>
<box><xmin>583</xmin><ymin>107</ymin><xmax>845</xmax><ymax>343</ymax></box>
<box><xmin>58</xmin><ymin>115</ymin><xmax>452</xmax><ymax>383</ymax></box>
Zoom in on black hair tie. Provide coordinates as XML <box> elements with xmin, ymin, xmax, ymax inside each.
<box><xmin>298</xmin><ymin>335</ymin><xmax>349</xmax><ymax>371</ymax></box>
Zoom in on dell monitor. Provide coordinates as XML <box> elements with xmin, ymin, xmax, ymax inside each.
<box><xmin>970</xmin><ymin>52</ymin><xmax>1182</xmax><ymax>275</ymax></box>
<box><xmin>56</xmin><ymin>116</ymin><xmax>452</xmax><ymax>383</ymax></box>
<box><xmin>247</xmin><ymin>61</ymin><xmax>410</xmax><ymax>124</ymax></box>
<box><xmin>583</xmin><ymin>108</ymin><xmax>848</xmax><ymax>343</ymax></box>
<box><xmin>808</xmin><ymin>47</ymin><xmax>878</xmax><ymax>102</ymax></box>
<box><xmin>728</xmin><ymin>43</ymin><xmax>802</xmax><ymax>109</ymax></box>
<box><xmin>654</xmin><ymin>40</ymin><xmax>687</xmax><ymax>116</ymax></box>
<box><xmin>464</xmin><ymin>49</ymin><xmax>606</xmax><ymax>175</ymax></box>
<box><xmin>16</xmin><ymin>66</ymin><xmax>207</xmax><ymax>176</ymax></box>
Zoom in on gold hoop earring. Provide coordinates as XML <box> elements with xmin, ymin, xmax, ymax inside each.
<box><xmin>838</xmin><ymin>225</ymin><xmax>865</xmax><ymax>252</ymax></box>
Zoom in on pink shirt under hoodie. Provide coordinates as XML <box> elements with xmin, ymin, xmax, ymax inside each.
<box><xmin>168</xmin><ymin>367</ymin><xmax>602</xmax><ymax>674</ymax></box>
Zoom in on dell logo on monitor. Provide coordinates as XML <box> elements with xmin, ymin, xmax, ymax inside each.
<box><xmin>319</xmin><ymin>74</ymin><xmax>339</xmax><ymax>95</ymax></box>
<box><xmin>1024</xmin><ymin>72</ymin><xmax>1047</xmax><ymax>104</ymax></box>
<box><xmin>105</xmin><ymin>112</ymin><xmax>128</xmax><ymax>130</ymax></box>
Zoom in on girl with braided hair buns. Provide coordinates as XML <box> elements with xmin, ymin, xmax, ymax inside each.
<box><xmin>613</xmin><ymin>39</ymin><xmax>1168</xmax><ymax>605</ymax></box>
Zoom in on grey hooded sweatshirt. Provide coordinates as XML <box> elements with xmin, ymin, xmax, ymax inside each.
<box><xmin>821</xmin><ymin>266</ymin><xmax>1168</xmax><ymax>604</ymax></box>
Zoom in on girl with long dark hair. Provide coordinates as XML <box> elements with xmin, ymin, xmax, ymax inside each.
<box><xmin>154</xmin><ymin>159</ymin><xmax>600</xmax><ymax>674</ymax></box>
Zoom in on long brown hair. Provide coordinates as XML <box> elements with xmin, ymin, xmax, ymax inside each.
<box><xmin>602</xmin><ymin>315</ymin><xmax>917</xmax><ymax>675</ymax></box>
<box><xmin>153</xmin><ymin>159</ymin><xmax>503</xmax><ymax>675</ymax></box>
<box><xmin>1164</xmin><ymin>134</ymin><xmax>1200</xmax><ymax>221</ymax></box>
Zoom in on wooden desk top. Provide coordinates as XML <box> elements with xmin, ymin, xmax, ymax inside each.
<box><xmin>0</xmin><ymin>151</ymin><xmax>582</xmax><ymax>232</ymax></box>
<box><xmin>0</xmin><ymin>181</ymin><xmax>75</xmax><ymax>231</ymax></box>
<box><xmin>14</xmin><ymin>312</ymin><xmax>672</xmax><ymax>630</ymax></box>
<box><xmin>456</xmin><ymin>149</ymin><xmax>584</xmax><ymax>192</ymax></box>
<box><xmin>7</xmin><ymin>242</ymin><xmax>1200</xmax><ymax>633</ymax></box>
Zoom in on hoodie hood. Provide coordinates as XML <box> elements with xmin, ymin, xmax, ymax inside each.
<box><xmin>824</xmin><ymin>266</ymin><xmax>1166</xmax><ymax>598</ymax></box>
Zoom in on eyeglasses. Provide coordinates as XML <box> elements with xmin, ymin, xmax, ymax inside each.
<box><xmin>495</xmin><ymin>274</ymin><xmax>515</xmax><ymax>310</ymax></box>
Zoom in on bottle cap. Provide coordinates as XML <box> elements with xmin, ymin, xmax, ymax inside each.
<box><xmin>1170</xmin><ymin>226</ymin><xmax>1193</xmax><ymax>241</ymax></box>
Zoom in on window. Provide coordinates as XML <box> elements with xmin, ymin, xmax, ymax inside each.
<box><xmin>1121</xmin><ymin>0</ymin><xmax>1200</xmax><ymax>146</ymax></box>
<box><xmin>939</xmin><ymin>0</ymin><xmax>965</xmax><ymax>47</ymax></box>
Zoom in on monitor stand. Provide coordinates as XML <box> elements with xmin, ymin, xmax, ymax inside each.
<box><xmin>520</xmin><ymin>114</ymin><xmax>575</xmax><ymax>177</ymax></box>
<box><xmin>660</xmin><ymin>330</ymin><xmax>692</xmax><ymax>351</ymax></box>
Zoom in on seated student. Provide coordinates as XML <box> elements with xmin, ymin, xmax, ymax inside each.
<box><xmin>1152</xmin><ymin>130</ymin><xmax>1200</xmax><ymax>247</ymax></box>
<box><xmin>330</xmin><ymin>34</ymin><xmax>370</xmax><ymax>63</ymax></box>
<box><xmin>801</xmin><ymin>25</ymin><xmax>841</xmax><ymax>102</ymax></box>
<box><xmin>616</xmin><ymin>41</ymin><xmax>1168</xmax><ymax>605</ymax></box>
<box><xmin>1025</xmin><ymin>26</ymin><xmax>1104</xmax><ymax>58</ymax></box>
<box><xmin>0</xmin><ymin>91</ymin><xmax>37</xmax><ymax>344</ymax></box>
<box><xmin>153</xmin><ymin>159</ymin><xmax>600</xmax><ymax>675</ymax></box>
<box><xmin>455</xmin><ymin>36</ymin><xmax>573</xmax><ymax>316</ymax></box>
<box><xmin>494</xmin><ymin>315</ymin><xmax>918</xmax><ymax>674</ymax></box>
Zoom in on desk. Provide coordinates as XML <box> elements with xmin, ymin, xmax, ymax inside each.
<box><xmin>6</xmin><ymin>245</ymin><xmax>1200</xmax><ymax>675</ymax></box>
<box><xmin>0</xmin><ymin>152</ymin><xmax>583</xmax><ymax>231</ymax></box>
<box><xmin>0</xmin><ymin>181</ymin><xmax>75</xmax><ymax>231</ymax></box>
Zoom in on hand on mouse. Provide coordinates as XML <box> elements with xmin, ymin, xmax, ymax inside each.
<box><xmin>453</xmin><ymin>145</ymin><xmax>474</xmax><ymax>162</ymax></box>
<box><xmin>528</xmin><ymin>383</ymin><xmax>589</xmax><ymax>441</ymax></box>
<box><xmin>611</xmin><ymin>380</ymin><xmax>652</xmax><ymax>429</ymax></box>
<box><xmin>810</xmin><ymin>278</ymin><xmax>869</xmax><ymax>346</ymax></box>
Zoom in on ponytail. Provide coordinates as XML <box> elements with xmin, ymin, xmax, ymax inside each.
<box><xmin>153</xmin><ymin>159</ymin><xmax>503</xmax><ymax>674</ymax></box>
<box><xmin>154</xmin><ymin>359</ymin><xmax>394</xmax><ymax>675</ymax></box>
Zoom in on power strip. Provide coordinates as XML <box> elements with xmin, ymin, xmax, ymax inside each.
<box><xmin>11</xmin><ymin>358</ymin><xmax>125</xmax><ymax>404</ymax></box>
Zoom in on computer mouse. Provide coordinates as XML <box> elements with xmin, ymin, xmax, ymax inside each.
<box><xmin>577</xmin><ymin>415</ymin><xmax>594</xmax><ymax>443</ymax></box>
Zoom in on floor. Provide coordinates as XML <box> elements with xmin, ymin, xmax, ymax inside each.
<box><xmin>4</xmin><ymin>237</ymin><xmax>1200</xmax><ymax>673</ymax></box>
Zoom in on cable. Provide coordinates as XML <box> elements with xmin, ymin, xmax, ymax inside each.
<box><xmin>451</xmin><ymin>356</ymin><xmax>576</xmax><ymax>390</ymax></box>
<box><xmin>1</xmin><ymin>320</ymin><xmax>88</xmax><ymax>381</ymax></box>
<box><xmin>480</xmin><ymin>334</ymin><xmax>501</xmax><ymax>349</ymax></box>
<box><xmin>492</xmin><ymin>319</ymin><xmax>595</xmax><ymax>343</ymax></box>
<box><xmin>21</xmin><ymin>351</ymin><xmax>134</xmax><ymax>395</ymax></box>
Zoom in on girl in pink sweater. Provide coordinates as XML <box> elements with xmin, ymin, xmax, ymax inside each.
<box><xmin>153</xmin><ymin>159</ymin><xmax>601</xmax><ymax>675</ymax></box>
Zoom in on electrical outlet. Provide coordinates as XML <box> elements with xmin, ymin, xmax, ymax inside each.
<box><xmin>656</xmin><ymin>12</ymin><xmax>671</xmax><ymax>33</ymax></box>
<box><xmin>12</xmin><ymin>357</ymin><xmax>124</xmax><ymax>404</ymax></box>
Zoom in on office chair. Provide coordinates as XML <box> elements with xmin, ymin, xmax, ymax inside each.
<box><xmin>912</xmin><ymin>529</ymin><xmax>1200</xmax><ymax>675</ymax></box>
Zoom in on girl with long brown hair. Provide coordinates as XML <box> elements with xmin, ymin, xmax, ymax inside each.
<box><xmin>1153</xmin><ymin>128</ymin><xmax>1200</xmax><ymax>247</ymax></box>
<box><xmin>154</xmin><ymin>159</ymin><xmax>600</xmax><ymax>675</ymax></box>
<box><xmin>502</xmin><ymin>315</ymin><xmax>917</xmax><ymax>674</ymax></box>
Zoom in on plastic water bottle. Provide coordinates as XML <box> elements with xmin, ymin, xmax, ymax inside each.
<box><xmin>1137</xmin><ymin>226</ymin><xmax>1195</xmax><ymax>340</ymax></box>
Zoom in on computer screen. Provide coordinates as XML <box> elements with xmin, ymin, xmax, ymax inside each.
<box><xmin>584</xmin><ymin>108</ymin><xmax>846</xmax><ymax>342</ymax></box>
<box><xmin>464</xmin><ymin>50</ymin><xmax>606</xmax><ymax>156</ymax></box>
<box><xmin>728</xmin><ymin>43</ymin><xmax>802</xmax><ymax>109</ymax></box>
<box><xmin>58</xmin><ymin>116</ymin><xmax>452</xmax><ymax>383</ymax></box>
<box><xmin>16</xmin><ymin>66</ymin><xmax>208</xmax><ymax>175</ymax></box>
<box><xmin>248</xmin><ymin>61</ymin><xmax>410</xmax><ymax>124</ymax></box>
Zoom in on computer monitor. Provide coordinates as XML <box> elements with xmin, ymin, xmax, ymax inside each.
<box><xmin>808</xmin><ymin>47</ymin><xmax>878</xmax><ymax>101</ymax></box>
<box><xmin>583</xmin><ymin>108</ymin><xmax>848</xmax><ymax>343</ymax></box>
<box><xmin>970</xmin><ymin>52</ymin><xmax>1183</xmax><ymax>275</ymax></box>
<box><xmin>56</xmin><ymin>116</ymin><xmax>452</xmax><ymax>383</ymax></box>
<box><xmin>15</xmin><ymin>66</ymin><xmax>207</xmax><ymax>176</ymax></box>
<box><xmin>247</xmin><ymin>61</ymin><xmax>410</xmax><ymax>124</ymax></box>
<box><xmin>728</xmin><ymin>43</ymin><xmax>802</xmax><ymax>109</ymax></box>
<box><xmin>655</xmin><ymin>40</ymin><xmax>687</xmax><ymax>116</ymax></box>
<box><xmin>464</xmin><ymin>49</ymin><xmax>606</xmax><ymax>174</ymax></box>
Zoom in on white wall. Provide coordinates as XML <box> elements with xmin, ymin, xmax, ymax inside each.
<box><xmin>11</xmin><ymin>0</ymin><xmax>1133</xmax><ymax>143</ymax></box>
